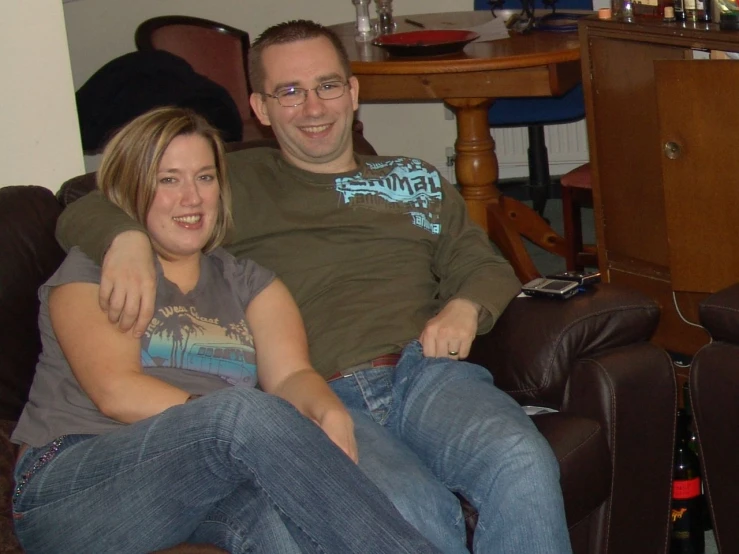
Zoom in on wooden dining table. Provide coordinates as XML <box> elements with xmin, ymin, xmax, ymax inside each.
<box><xmin>329</xmin><ymin>11</ymin><xmax>584</xmax><ymax>282</ymax></box>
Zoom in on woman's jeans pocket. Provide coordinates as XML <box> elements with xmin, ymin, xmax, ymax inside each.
<box><xmin>12</xmin><ymin>435</ymin><xmax>92</xmax><ymax>519</ymax></box>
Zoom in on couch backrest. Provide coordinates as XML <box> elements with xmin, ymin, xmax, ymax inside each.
<box><xmin>0</xmin><ymin>186</ymin><xmax>66</xmax><ymax>422</ymax></box>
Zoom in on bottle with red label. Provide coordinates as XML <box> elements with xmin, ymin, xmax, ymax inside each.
<box><xmin>682</xmin><ymin>382</ymin><xmax>713</xmax><ymax>531</ymax></box>
<box><xmin>670</xmin><ymin>406</ymin><xmax>705</xmax><ymax>553</ymax></box>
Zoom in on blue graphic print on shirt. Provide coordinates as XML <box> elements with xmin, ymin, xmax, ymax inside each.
<box><xmin>334</xmin><ymin>158</ymin><xmax>443</xmax><ymax>234</ymax></box>
<box><xmin>141</xmin><ymin>305</ymin><xmax>257</xmax><ymax>387</ymax></box>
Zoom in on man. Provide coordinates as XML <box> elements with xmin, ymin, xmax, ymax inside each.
<box><xmin>58</xmin><ymin>20</ymin><xmax>571</xmax><ymax>553</ymax></box>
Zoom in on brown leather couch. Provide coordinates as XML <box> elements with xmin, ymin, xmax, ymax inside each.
<box><xmin>689</xmin><ymin>284</ymin><xmax>739</xmax><ymax>554</ymax></box>
<box><xmin>1</xmin><ymin>136</ymin><xmax>676</xmax><ymax>553</ymax></box>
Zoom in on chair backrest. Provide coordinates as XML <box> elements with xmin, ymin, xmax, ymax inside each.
<box><xmin>135</xmin><ymin>16</ymin><xmax>253</xmax><ymax>125</ymax></box>
<box><xmin>472</xmin><ymin>0</ymin><xmax>590</xmax><ymax>127</ymax></box>
<box><xmin>473</xmin><ymin>0</ymin><xmax>592</xmax><ymax>10</ymax></box>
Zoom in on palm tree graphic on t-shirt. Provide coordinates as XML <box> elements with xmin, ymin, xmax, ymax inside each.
<box><xmin>142</xmin><ymin>305</ymin><xmax>258</xmax><ymax>386</ymax></box>
<box><xmin>225</xmin><ymin>321</ymin><xmax>252</xmax><ymax>345</ymax></box>
<box><xmin>149</xmin><ymin>312</ymin><xmax>206</xmax><ymax>366</ymax></box>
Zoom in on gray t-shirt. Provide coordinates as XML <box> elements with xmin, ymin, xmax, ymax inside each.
<box><xmin>12</xmin><ymin>247</ymin><xmax>275</xmax><ymax>447</ymax></box>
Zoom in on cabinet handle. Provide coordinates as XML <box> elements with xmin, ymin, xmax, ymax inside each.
<box><xmin>664</xmin><ymin>141</ymin><xmax>682</xmax><ymax>160</ymax></box>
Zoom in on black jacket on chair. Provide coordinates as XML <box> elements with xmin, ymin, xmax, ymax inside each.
<box><xmin>75</xmin><ymin>50</ymin><xmax>243</xmax><ymax>152</ymax></box>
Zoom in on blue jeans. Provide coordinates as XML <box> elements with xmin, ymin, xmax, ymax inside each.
<box><xmin>330</xmin><ymin>341</ymin><xmax>572</xmax><ymax>554</ymax></box>
<box><xmin>12</xmin><ymin>387</ymin><xmax>441</xmax><ymax>554</ymax></box>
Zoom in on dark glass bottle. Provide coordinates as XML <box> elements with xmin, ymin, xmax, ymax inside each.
<box><xmin>670</xmin><ymin>405</ymin><xmax>705</xmax><ymax>554</ymax></box>
<box><xmin>673</xmin><ymin>0</ymin><xmax>686</xmax><ymax>20</ymax></box>
<box><xmin>683</xmin><ymin>383</ymin><xmax>712</xmax><ymax>531</ymax></box>
<box><xmin>696</xmin><ymin>0</ymin><xmax>711</xmax><ymax>21</ymax></box>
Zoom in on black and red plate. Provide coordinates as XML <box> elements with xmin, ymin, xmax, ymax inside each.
<box><xmin>372</xmin><ymin>30</ymin><xmax>479</xmax><ymax>57</ymax></box>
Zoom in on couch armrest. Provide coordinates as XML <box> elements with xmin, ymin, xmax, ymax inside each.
<box><xmin>0</xmin><ymin>420</ymin><xmax>22</xmax><ymax>554</ymax></box>
<box><xmin>0</xmin><ymin>186</ymin><xmax>66</xmax><ymax>422</ymax></box>
<box><xmin>690</xmin><ymin>341</ymin><xmax>739</xmax><ymax>553</ymax></box>
<box><xmin>468</xmin><ymin>284</ymin><xmax>660</xmax><ymax>406</ymax></box>
<box><xmin>564</xmin><ymin>343</ymin><xmax>675</xmax><ymax>552</ymax></box>
<box><xmin>699</xmin><ymin>282</ymin><xmax>739</xmax><ymax>343</ymax></box>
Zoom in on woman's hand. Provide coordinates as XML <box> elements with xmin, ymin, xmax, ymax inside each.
<box><xmin>313</xmin><ymin>405</ymin><xmax>358</xmax><ymax>463</ymax></box>
<box><xmin>270</xmin><ymin>368</ymin><xmax>360</xmax><ymax>464</ymax></box>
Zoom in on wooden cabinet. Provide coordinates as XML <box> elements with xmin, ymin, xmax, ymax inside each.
<box><xmin>578</xmin><ymin>17</ymin><xmax>739</xmax><ymax>362</ymax></box>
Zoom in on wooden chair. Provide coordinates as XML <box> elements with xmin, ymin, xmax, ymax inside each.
<box><xmin>484</xmin><ymin>162</ymin><xmax>598</xmax><ymax>284</ymax></box>
<box><xmin>559</xmin><ymin>162</ymin><xmax>598</xmax><ymax>271</ymax></box>
<box><xmin>135</xmin><ymin>15</ymin><xmax>272</xmax><ymax>142</ymax></box>
<box><xmin>135</xmin><ymin>15</ymin><xmax>367</xmax><ymax>144</ymax></box>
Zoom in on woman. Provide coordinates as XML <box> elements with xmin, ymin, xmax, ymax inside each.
<box><xmin>11</xmin><ymin>107</ymin><xmax>439</xmax><ymax>554</ymax></box>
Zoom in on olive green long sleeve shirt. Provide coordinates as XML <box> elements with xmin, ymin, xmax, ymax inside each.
<box><xmin>57</xmin><ymin>149</ymin><xmax>520</xmax><ymax>378</ymax></box>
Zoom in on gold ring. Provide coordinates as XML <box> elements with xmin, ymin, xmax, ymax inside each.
<box><xmin>448</xmin><ymin>350</ymin><xmax>459</xmax><ymax>356</ymax></box>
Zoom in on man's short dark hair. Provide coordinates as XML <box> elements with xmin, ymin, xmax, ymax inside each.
<box><xmin>248</xmin><ymin>19</ymin><xmax>353</xmax><ymax>94</ymax></box>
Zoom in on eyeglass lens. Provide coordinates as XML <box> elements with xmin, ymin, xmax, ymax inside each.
<box><xmin>274</xmin><ymin>82</ymin><xmax>347</xmax><ymax>107</ymax></box>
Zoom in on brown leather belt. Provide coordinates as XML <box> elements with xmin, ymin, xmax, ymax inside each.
<box><xmin>327</xmin><ymin>353</ymin><xmax>401</xmax><ymax>383</ymax></box>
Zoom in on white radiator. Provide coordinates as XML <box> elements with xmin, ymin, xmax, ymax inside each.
<box><xmin>493</xmin><ymin>119</ymin><xmax>590</xmax><ymax>180</ymax></box>
<box><xmin>433</xmin><ymin>119</ymin><xmax>590</xmax><ymax>185</ymax></box>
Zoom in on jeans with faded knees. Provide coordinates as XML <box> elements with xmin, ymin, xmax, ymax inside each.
<box><xmin>12</xmin><ymin>386</ymin><xmax>443</xmax><ymax>554</ymax></box>
<box><xmin>329</xmin><ymin>340</ymin><xmax>572</xmax><ymax>554</ymax></box>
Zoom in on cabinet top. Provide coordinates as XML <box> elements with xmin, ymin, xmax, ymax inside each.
<box><xmin>578</xmin><ymin>14</ymin><xmax>739</xmax><ymax>50</ymax></box>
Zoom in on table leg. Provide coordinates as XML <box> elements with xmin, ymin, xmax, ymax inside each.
<box><xmin>444</xmin><ymin>98</ymin><xmax>499</xmax><ymax>229</ymax></box>
<box><xmin>445</xmin><ymin>98</ymin><xmax>567</xmax><ymax>283</ymax></box>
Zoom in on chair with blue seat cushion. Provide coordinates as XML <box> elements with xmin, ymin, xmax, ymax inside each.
<box><xmin>473</xmin><ymin>0</ymin><xmax>590</xmax><ymax>215</ymax></box>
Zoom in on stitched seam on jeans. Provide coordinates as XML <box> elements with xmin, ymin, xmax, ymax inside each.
<box><xmin>353</xmin><ymin>368</ymin><xmax>393</xmax><ymax>426</ymax></box>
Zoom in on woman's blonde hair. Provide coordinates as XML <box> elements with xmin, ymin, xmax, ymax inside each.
<box><xmin>96</xmin><ymin>106</ymin><xmax>233</xmax><ymax>254</ymax></box>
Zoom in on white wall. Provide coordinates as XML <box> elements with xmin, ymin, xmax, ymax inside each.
<box><xmin>0</xmin><ymin>0</ymin><xmax>84</xmax><ymax>191</ymax></box>
<box><xmin>1</xmin><ymin>0</ymin><xmax>603</xmax><ymax>192</ymax></box>
<box><xmin>62</xmin><ymin>0</ymin><xmax>468</xmax><ymax>174</ymax></box>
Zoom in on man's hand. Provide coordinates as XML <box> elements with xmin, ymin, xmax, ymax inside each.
<box><xmin>99</xmin><ymin>230</ymin><xmax>157</xmax><ymax>337</ymax></box>
<box><xmin>315</xmin><ymin>407</ymin><xmax>359</xmax><ymax>463</ymax></box>
<box><xmin>419</xmin><ymin>298</ymin><xmax>481</xmax><ymax>359</ymax></box>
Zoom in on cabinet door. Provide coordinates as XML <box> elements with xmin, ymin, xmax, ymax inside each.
<box><xmin>588</xmin><ymin>37</ymin><xmax>685</xmax><ymax>271</ymax></box>
<box><xmin>655</xmin><ymin>60</ymin><xmax>739</xmax><ymax>293</ymax></box>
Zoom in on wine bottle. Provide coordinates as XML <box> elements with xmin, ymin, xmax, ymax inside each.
<box><xmin>683</xmin><ymin>383</ymin><xmax>712</xmax><ymax>531</ymax></box>
<box><xmin>670</xmin><ymin>406</ymin><xmax>705</xmax><ymax>554</ymax></box>
<box><xmin>673</xmin><ymin>0</ymin><xmax>686</xmax><ymax>20</ymax></box>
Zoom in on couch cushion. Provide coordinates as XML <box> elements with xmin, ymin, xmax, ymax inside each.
<box><xmin>531</xmin><ymin>413</ymin><xmax>610</xmax><ymax>528</ymax></box>
<box><xmin>0</xmin><ymin>187</ymin><xmax>66</xmax><ymax>422</ymax></box>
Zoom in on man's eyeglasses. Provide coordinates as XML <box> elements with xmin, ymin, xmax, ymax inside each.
<box><xmin>263</xmin><ymin>81</ymin><xmax>349</xmax><ymax>107</ymax></box>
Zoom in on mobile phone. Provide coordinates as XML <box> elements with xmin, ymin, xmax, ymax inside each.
<box><xmin>521</xmin><ymin>277</ymin><xmax>581</xmax><ymax>299</ymax></box>
<box><xmin>546</xmin><ymin>270</ymin><xmax>601</xmax><ymax>287</ymax></box>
